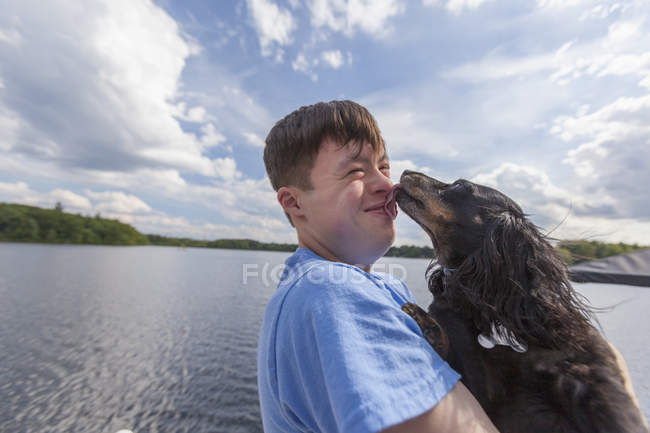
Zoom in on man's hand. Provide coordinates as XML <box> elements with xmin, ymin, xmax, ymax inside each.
<box><xmin>380</xmin><ymin>382</ymin><xmax>500</xmax><ymax>433</ymax></box>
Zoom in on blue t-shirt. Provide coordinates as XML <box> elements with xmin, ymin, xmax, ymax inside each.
<box><xmin>257</xmin><ymin>248</ymin><xmax>460</xmax><ymax>433</ymax></box>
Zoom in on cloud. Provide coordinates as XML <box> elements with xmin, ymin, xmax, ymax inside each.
<box><xmin>291</xmin><ymin>52</ymin><xmax>319</xmax><ymax>80</ymax></box>
<box><xmin>423</xmin><ymin>0</ymin><xmax>494</xmax><ymax>14</ymax></box>
<box><xmin>0</xmin><ymin>0</ymin><xmax>239</xmax><ymax>178</ymax></box>
<box><xmin>321</xmin><ymin>49</ymin><xmax>344</xmax><ymax>68</ymax></box>
<box><xmin>307</xmin><ymin>0</ymin><xmax>405</xmax><ymax>38</ymax></box>
<box><xmin>552</xmin><ymin>94</ymin><xmax>650</xmax><ymax>219</ymax></box>
<box><xmin>243</xmin><ymin>131</ymin><xmax>266</xmax><ymax>147</ymax></box>
<box><xmin>246</xmin><ymin>0</ymin><xmax>296</xmax><ymax>61</ymax></box>
<box><xmin>84</xmin><ymin>190</ymin><xmax>152</xmax><ymax>214</ymax></box>
<box><xmin>371</xmin><ymin>107</ymin><xmax>459</xmax><ymax>159</ymax></box>
<box><xmin>0</xmin><ymin>179</ymin><xmax>295</xmax><ymax>242</ymax></box>
<box><xmin>446</xmin><ymin>15</ymin><xmax>650</xmax><ymax>87</ymax></box>
<box><xmin>187</xmin><ymin>106</ymin><xmax>208</xmax><ymax>123</ymax></box>
<box><xmin>470</xmin><ymin>163</ymin><xmax>650</xmax><ymax>244</ymax></box>
<box><xmin>472</xmin><ymin>163</ymin><xmax>616</xmax><ymax>219</ymax></box>
<box><xmin>536</xmin><ymin>0</ymin><xmax>591</xmax><ymax>9</ymax></box>
<box><xmin>0</xmin><ymin>27</ymin><xmax>22</xmax><ymax>46</ymax></box>
<box><xmin>0</xmin><ymin>182</ymin><xmax>86</xmax><ymax>212</ymax></box>
<box><xmin>291</xmin><ymin>49</ymin><xmax>348</xmax><ymax>79</ymax></box>
<box><xmin>50</xmin><ymin>190</ymin><xmax>93</xmax><ymax>210</ymax></box>
<box><xmin>200</xmin><ymin>123</ymin><xmax>227</xmax><ymax>148</ymax></box>
<box><xmin>213</xmin><ymin>157</ymin><xmax>243</xmax><ymax>181</ymax></box>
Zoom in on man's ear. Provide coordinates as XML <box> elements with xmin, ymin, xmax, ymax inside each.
<box><xmin>277</xmin><ymin>186</ymin><xmax>305</xmax><ymax>220</ymax></box>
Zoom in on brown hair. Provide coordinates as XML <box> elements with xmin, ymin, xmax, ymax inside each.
<box><xmin>264</xmin><ymin>100</ymin><xmax>385</xmax><ymax>225</ymax></box>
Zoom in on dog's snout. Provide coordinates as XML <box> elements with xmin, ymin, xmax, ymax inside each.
<box><xmin>400</xmin><ymin>170</ymin><xmax>417</xmax><ymax>181</ymax></box>
<box><xmin>400</xmin><ymin>170</ymin><xmax>445</xmax><ymax>189</ymax></box>
<box><xmin>400</xmin><ymin>170</ymin><xmax>428</xmax><ymax>183</ymax></box>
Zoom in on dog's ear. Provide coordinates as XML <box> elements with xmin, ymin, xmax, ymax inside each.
<box><xmin>450</xmin><ymin>213</ymin><xmax>543</xmax><ymax>346</ymax></box>
<box><xmin>459</xmin><ymin>212</ymin><xmax>540</xmax><ymax>342</ymax></box>
<box><xmin>452</xmin><ymin>211</ymin><xmax>592</xmax><ymax>351</ymax></box>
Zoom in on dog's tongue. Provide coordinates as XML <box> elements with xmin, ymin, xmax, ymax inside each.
<box><xmin>384</xmin><ymin>184</ymin><xmax>401</xmax><ymax>220</ymax></box>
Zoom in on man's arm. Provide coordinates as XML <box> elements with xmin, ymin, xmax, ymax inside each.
<box><xmin>381</xmin><ymin>382</ymin><xmax>499</xmax><ymax>433</ymax></box>
<box><xmin>607</xmin><ymin>341</ymin><xmax>648</xmax><ymax>428</ymax></box>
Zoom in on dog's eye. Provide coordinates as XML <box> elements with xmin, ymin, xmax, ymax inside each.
<box><xmin>449</xmin><ymin>181</ymin><xmax>463</xmax><ymax>190</ymax></box>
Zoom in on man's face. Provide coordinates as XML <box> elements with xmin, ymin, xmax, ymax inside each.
<box><xmin>297</xmin><ymin>137</ymin><xmax>395</xmax><ymax>267</ymax></box>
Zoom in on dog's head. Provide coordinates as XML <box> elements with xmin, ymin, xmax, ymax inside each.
<box><xmin>396</xmin><ymin>170</ymin><xmax>524</xmax><ymax>267</ymax></box>
<box><xmin>396</xmin><ymin>170</ymin><xmax>593</xmax><ymax>350</ymax></box>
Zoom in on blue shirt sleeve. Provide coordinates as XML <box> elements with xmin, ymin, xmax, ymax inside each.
<box><xmin>275</xmin><ymin>263</ymin><xmax>460</xmax><ymax>433</ymax></box>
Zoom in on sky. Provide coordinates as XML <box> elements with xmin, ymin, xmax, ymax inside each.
<box><xmin>1</xmin><ymin>0</ymin><xmax>649</xmax><ymax>246</ymax></box>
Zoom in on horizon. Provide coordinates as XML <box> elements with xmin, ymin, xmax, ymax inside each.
<box><xmin>1</xmin><ymin>0</ymin><xmax>649</xmax><ymax>246</ymax></box>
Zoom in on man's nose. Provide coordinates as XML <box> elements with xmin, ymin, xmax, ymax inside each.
<box><xmin>370</xmin><ymin>167</ymin><xmax>393</xmax><ymax>193</ymax></box>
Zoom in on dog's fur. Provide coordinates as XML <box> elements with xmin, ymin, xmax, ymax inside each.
<box><xmin>395</xmin><ymin>170</ymin><xmax>647</xmax><ymax>433</ymax></box>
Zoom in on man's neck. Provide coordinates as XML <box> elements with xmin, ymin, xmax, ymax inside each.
<box><xmin>297</xmin><ymin>236</ymin><xmax>372</xmax><ymax>273</ymax></box>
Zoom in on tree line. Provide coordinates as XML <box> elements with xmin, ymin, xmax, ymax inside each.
<box><xmin>556</xmin><ymin>240</ymin><xmax>646</xmax><ymax>265</ymax></box>
<box><xmin>0</xmin><ymin>202</ymin><xmax>148</xmax><ymax>245</ymax></box>
<box><xmin>1</xmin><ymin>202</ymin><xmax>645</xmax><ymax>262</ymax></box>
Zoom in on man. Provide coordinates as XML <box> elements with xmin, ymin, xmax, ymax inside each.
<box><xmin>258</xmin><ymin>100</ymin><xmax>499</xmax><ymax>433</ymax></box>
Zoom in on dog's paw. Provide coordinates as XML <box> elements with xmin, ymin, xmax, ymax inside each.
<box><xmin>401</xmin><ymin>302</ymin><xmax>449</xmax><ymax>358</ymax></box>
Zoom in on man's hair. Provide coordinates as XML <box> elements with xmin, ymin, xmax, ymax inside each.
<box><xmin>264</xmin><ymin>100</ymin><xmax>385</xmax><ymax>225</ymax></box>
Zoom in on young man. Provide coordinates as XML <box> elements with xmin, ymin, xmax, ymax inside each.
<box><xmin>258</xmin><ymin>101</ymin><xmax>499</xmax><ymax>433</ymax></box>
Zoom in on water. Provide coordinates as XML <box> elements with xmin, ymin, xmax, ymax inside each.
<box><xmin>0</xmin><ymin>244</ymin><xmax>648</xmax><ymax>432</ymax></box>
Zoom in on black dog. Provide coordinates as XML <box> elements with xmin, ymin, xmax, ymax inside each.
<box><xmin>393</xmin><ymin>170</ymin><xmax>647</xmax><ymax>433</ymax></box>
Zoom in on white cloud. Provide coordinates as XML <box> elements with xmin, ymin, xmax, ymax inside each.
<box><xmin>0</xmin><ymin>182</ymin><xmax>91</xmax><ymax>211</ymax></box>
<box><xmin>0</xmin><ymin>148</ymin><xmax>291</xmax><ymax>240</ymax></box>
<box><xmin>551</xmin><ymin>94</ymin><xmax>650</xmax><ymax>219</ymax></box>
<box><xmin>246</xmin><ymin>0</ymin><xmax>296</xmax><ymax>60</ymax></box>
<box><xmin>321</xmin><ymin>49</ymin><xmax>344</xmax><ymax>68</ymax></box>
<box><xmin>446</xmin><ymin>15</ymin><xmax>650</xmax><ymax>88</ymax></box>
<box><xmin>423</xmin><ymin>0</ymin><xmax>494</xmax><ymax>14</ymax></box>
<box><xmin>292</xmin><ymin>53</ymin><xmax>310</xmax><ymax>72</ymax></box>
<box><xmin>0</xmin><ymin>105</ymin><xmax>23</xmax><ymax>151</ymax></box>
<box><xmin>0</xmin><ymin>27</ymin><xmax>22</xmax><ymax>46</ymax></box>
<box><xmin>372</xmin><ymin>107</ymin><xmax>459</xmax><ymax>159</ymax></box>
<box><xmin>292</xmin><ymin>53</ymin><xmax>319</xmax><ymax>81</ymax></box>
<box><xmin>243</xmin><ymin>132</ymin><xmax>266</xmax><ymax>147</ymax></box>
<box><xmin>187</xmin><ymin>106</ymin><xmax>208</xmax><ymax>122</ymax></box>
<box><xmin>470</xmin><ymin>163</ymin><xmax>650</xmax><ymax>244</ymax></box>
<box><xmin>472</xmin><ymin>163</ymin><xmax>615</xmax><ymax>217</ymax></box>
<box><xmin>50</xmin><ymin>189</ymin><xmax>93</xmax><ymax>210</ymax></box>
<box><xmin>0</xmin><ymin>0</ymin><xmax>235</xmax><ymax>178</ymax></box>
<box><xmin>84</xmin><ymin>190</ymin><xmax>152</xmax><ymax>214</ymax></box>
<box><xmin>213</xmin><ymin>157</ymin><xmax>243</xmax><ymax>181</ymax></box>
<box><xmin>0</xmin><ymin>181</ymin><xmax>40</xmax><ymax>205</ymax></box>
<box><xmin>307</xmin><ymin>0</ymin><xmax>405</xmax><ymax>38</ymax></box>
<box><xmin>200</xmin><ymin>123</ymin><xmax>227</xmax><ymax>148</ymax></box>
<box><xmin>125</xmin><ymin>212</ymin><xmax>293</xmax><ymax>242</ymax></box>
<box><xmin>0</xmin><ymin>179</ymin><xmax>294</xmax><ymax>242</ymax></box>
<box><xmin>536</xmin><ymin>0</ymin><xmax>591</xmax><ymax>9</ymax></box>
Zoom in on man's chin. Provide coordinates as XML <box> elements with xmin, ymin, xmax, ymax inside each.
<box><xmin>360</xmin><ymin>229</ymin><xmax>396</xmax><ymax>265</ymax></box>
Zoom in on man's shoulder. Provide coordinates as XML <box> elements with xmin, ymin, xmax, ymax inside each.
<box><xmin>372</xmin><ymin>271</ymin><xmax>413</xmax><ymax>302</ymax></box>
<box><xmin>279</xmin><ymin>260</ymin><xmax>376</xmax><ymax>313</ymax></box>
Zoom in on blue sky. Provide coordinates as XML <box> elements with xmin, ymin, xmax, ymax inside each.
<box><xmin>1</xmin><ymin>0</ymin><xmax>649</xmax><ymax>246</ymax></box>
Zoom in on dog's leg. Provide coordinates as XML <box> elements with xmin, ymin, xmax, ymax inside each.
<box><xmin>401</xmin><ymin>302</ymin><xmax>449</xmax><ymax>358</ymax></box>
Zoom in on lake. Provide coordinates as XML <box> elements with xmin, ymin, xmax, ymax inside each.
<box><xmin>1</xmin><ymin>243</ymin><xmax>648</xmax><ymax>432</ymax></box>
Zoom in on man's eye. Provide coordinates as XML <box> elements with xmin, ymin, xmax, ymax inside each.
<box><xmin>347</xmin><ymin>168</ymin><xmax>363</xmax><ymax>175</ymax></box>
